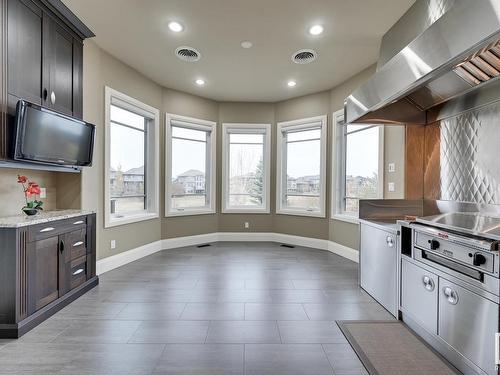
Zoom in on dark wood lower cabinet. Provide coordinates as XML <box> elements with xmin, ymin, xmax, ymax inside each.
<box><xmin>0</xmin><ymin>213</ymin><xmax>98</xmax><ymax>338</ymax></box>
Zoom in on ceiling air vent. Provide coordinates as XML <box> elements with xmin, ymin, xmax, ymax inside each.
<box><xmin>292</xmin><ymin>49</ymin><xmax>317</xmax><ymax>64</ymax></box>
<box><xmin>175</xmin><ymin>46</ymin><xmax>201</xmax><ymax>62</ymax></box>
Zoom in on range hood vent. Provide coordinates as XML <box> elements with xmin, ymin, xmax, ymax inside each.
<box><xmin>344</xmin><ymin>0</ymin><xmax>500</xmax><ymax>125</ymax></box>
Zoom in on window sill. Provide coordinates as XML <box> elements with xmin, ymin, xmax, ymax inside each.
<box><xmin>105</xmin><ymin>212</ymin><xmax>159</xmax><ymax>228</ymax></box>
<box><xmin>332</xmin><ymin>213</ymin><xmax>360</xmax><ymax>225</ymax></box>
<box><xmin>222</xmin><ymin>207</ymin><xmax>270</xmax><ymax>214</ymax></box>
<box><xmin>165</xmin><ymin>208</ymin><xmax>216</xmax><ymax>217</ymax></box>
<box><xmin>276</xmin><ymin>209</ymin><xmax>326</xmax><ymax>218</ymax></box>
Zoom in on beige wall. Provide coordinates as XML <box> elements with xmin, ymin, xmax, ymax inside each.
<box><xmin>82</xmin><ymin>41</ymin><xmax>163</xmax><ymax>259</ymax></box>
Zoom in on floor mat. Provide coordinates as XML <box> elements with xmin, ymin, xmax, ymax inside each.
<box><xmin>337</xmin><ymin>320</ymin><xmax>460</xmax><ymax>375</ymax></box>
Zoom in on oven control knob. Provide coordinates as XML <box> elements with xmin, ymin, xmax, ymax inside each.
<box><xmin>473</xmin><ymin>253</ymin><xmax>487</xmax><ymax>267</ymax></box>
<box><xmin>428</xmin><ymin>239</ymin><xmax>440</xmax><ymax>250</ymax></box>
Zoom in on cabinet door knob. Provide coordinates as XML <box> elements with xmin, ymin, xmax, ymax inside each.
<box><xmin>443</xmin><ymin>286</ymin><xmax>459</xmax><ymax>305</ymax></box>
<box><xmin>43</xmin><ymin>88</ymin><xmax>48</xmax><ymax>101</ymax></box>
<box><xmin>59</xmin><ymin>240</ymin><xmax>65</xmax><ymax>253</ymax></box>
<box><xmin>50</xmin><ymin>91</ymin><xmax>56</xmax><ymax>105</ymax></box>
<box><xmin>422</xmin><ymin>276</ymin><xmax>435</xmax><ymax>291</ymax></box>
<box><xmin>386</xmin><ymin>236</ymin><xmax>394</xmax><ymax>247</ymax></box>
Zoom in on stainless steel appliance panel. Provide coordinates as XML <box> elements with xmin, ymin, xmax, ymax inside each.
<box><xmin>438</xmin><ymin>277</ymin><xmax>499</xmax><ymax>375</ymax></box>
<box><xmin>401</xmin><ymin>258</ymin><xmax>439</xmax><ymax>334</ymax></box>
<box><xmin>360</xmin><ymin>223</ymin><xmax>398</xmax><ymax>317</ymax></box>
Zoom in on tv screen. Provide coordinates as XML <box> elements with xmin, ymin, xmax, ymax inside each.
<box><xmin>13</xmin><ymin>101</ymin><xmax>95</xmax><ymax>167</ymax></box>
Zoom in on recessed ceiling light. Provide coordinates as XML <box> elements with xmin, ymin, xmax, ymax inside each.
<box><xmin>241</xmin><ymin>41</ymin><xmax>253</xmax><ymax>49</ymax></box>
<box><xmin>168</xmin><ymin>21</ymin><xmax>184</xmax><ymax>32</ymax></box>
<box><xmin>309</xmin><ymin>25</ymin><xmax>324</xmax><ymax>36</ymax></box>
<box><xmin>287</xmin><ymin>80</ymin><xmax>297</xmax><ymax>87</ymax></box>
<box><xmin>195</xmin><ymin>79</ymin><xmax>205</xmax><ymax>86</ymax></box>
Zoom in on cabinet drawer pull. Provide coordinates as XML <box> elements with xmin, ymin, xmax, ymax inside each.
<box><xmin>73</xmin><ymin>241</ymin><xmax>84</xmax><ymax>247</ymax></box>
<box><xmin>40</xmin><ymin>227</ymin><xmax>55</xmax><ymax>233</ymax></box>
<box><xmin>73</xmin><ymin>220</ymin><xmax>84</xmax><ymax>225</ymax></box>
<box><xmin>72</xmin><ymin>268</ymin><xmax>84</xmax><ymax>276</ymax></box>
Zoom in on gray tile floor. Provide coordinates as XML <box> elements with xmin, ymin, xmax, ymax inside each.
<box><xmin>0</xmin><ymin>242</ymin><xmax>395</xmax><ymax>374</ymax></box>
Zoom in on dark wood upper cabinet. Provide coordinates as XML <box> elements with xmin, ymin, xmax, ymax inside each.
<box><xmin>6</xmin><ymin>0</ymin><xmax>90</xmax><ymax>118</ymax></box>
<box><xmin>7</xmin><ymin>0</ymin><xmax>43</xmax><ymax>111</ymax></box>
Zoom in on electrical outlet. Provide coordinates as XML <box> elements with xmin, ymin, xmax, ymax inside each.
<box><xmin>39</xmin><ymin>187</ymin><xmax>47</xmax><ymax>199</ymax></box>
<box><xmin>110</xmin><ymin>240</ymin><xmax>116</xmax><ymax>249</ymax></box>
<box><xmin>388</xmin><ymin>163</ymin><xmax>396</xmax><ymax>173</ymax></box>
<box><xmin>244</xmin><ymin>222</ymin><xmax>250</xmax><ymax>229</ymax></box>
<box><xmin>388</xmin><ymin>182</ymin><xmax>396</xmax><ymax>192</ymax></box>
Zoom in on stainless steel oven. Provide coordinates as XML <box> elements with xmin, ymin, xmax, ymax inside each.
<box><xmin>400</xmin><ymin>215</ymin><xmax>500</xmax><ymax>375</ymax></box>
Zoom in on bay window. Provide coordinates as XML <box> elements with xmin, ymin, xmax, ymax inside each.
<box><xmin>333</xmin><ymin>110</ymin><xmax>384</xmax><ymax>218</ymax></box>
<box><xmin>165</xmin><ymin>114</ymin><xmax>216</xmax><ymax>216</ymax></box>
<box><xmin>222</xmin><ymin>123</ymin><xmax>271</xmax><ymax>213</ymax></box>
<box><xmin>104</xmin><ymin>87</ymin><xmax>159</xmax><ymax>227</ymax></box>
<box><xmin>276</xmin><ymin>115</ymin><xmax>327</xmax><ymax>217</ymax></box>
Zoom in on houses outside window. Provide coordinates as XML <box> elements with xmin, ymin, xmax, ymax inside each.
<box><xmin>165</xmin><ymin>114</ymin><xmax>216</xmax><ymax>216</ymax></box>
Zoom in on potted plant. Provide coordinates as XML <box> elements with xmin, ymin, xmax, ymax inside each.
<box><xmin>17</xmin><ymin>175</ymin><xmax>43</xmax><ymax>216</ymax></box>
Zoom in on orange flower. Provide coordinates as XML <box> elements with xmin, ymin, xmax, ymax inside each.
<box><xmin>27</xmin><ymin>182</ymin><xmax>41</xmax><ymax>196</ymax></box>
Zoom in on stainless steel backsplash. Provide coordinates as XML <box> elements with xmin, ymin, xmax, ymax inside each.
<box><xmin>424</xmin><ymin>101</ymin><xmax>500</xmax><ymax>204</ymax></box>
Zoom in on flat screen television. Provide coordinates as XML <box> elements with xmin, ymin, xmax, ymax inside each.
<box><xmin>13</xmin><ymin>100</ymin><xmax>95</xmax><ymax>167</ymax></box>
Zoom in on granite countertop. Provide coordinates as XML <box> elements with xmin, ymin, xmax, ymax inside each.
<box><xmin>0</xmin><ymin>209</ymin><xmax>94</xmax><ymax>228</ymax></box>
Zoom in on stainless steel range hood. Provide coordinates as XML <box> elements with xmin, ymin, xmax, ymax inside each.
<box><xmin>344</xmin><ymin>0</ymin><xmax>500</xmax><ymax>125</ymax></box>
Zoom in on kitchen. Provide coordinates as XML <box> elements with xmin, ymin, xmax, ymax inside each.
<box><xmin>0</xmin><ymin>0</ymin><xmax>499</xmax><ymax>374</ymax></box>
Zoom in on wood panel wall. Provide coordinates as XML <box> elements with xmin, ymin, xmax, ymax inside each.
<box><xmin>405</xmin><ymin>125</ymin><xmax>425</xmax><ymax>199</ymax></box>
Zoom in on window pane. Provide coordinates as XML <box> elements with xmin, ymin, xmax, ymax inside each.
<box><xmin>172</xmin><ymin>126</ymin><xmax>207</xmax><ymax>141</ymax></box>
<box><xmin>109</xmin><ymin>122</ymin><xmax>145</xmax><ymax>215</ymax></box>
<box><xmin>287</xmin><ymin>128</ymin><xmax>321</xmax><ymax>142</ymax></box>
<box><xmin>110</xmin><ymin>105</ymin><xmax>145</xmax><ymax>130</ymax></box>
<box><xmin>345</xmin><ymin>126</ymin><xmax>380</xmax><ymax>205</ymax></box>
<box><xmin>285</xmin><ymin>137</ymin><xmax>321</xmax><ymax>210</ymax></box>
<box><xmin>228</xmin><ymin>138</ymin><xmax>264</xmax><ymax>207</ymax></box>
<box><xmin>230</xmin><ymin>133</ymin><xmax>264</xmax><ymax>144</ymax></box>
<box><xmin>345</xmin><ymin>198</ymin><xmax>359</xmax><ymax>214</ymax></box>
<box><xmin>171</xmin><ymin>133</ymin><xmax>207</xmax><ymax>209</ymax></box>
<box><xmin>111</xmin><ymin>197</ymin><xmax>146</xmax><ymax>216</ymax></box>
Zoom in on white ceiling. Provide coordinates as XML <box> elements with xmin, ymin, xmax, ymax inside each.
<box><xmin>62</xmin><ymin>0</ymin><xmax>415</xmax><ymax>102</ymax></box>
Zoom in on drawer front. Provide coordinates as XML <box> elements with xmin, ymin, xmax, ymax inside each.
<box><xmin>65</xmin><ymin>229</ymin><xmax>87</xmax><ymax>260</ymax></box>
<box><xmin>70</xmin><ymin>256</ymin><xmax>87</xmax><ymax>290</ymax></box>
<box><xmin>401</xmin><ymin>259</ymin><xmax>438</xmax><ymax>334</ymax></box>
<box><xmin>28</xmin><ymin>216</ymin><xmax>87</xmax><ymax>242</ymax></box>
<box><xmin>438</xmin><ymin>278</ymin><xmax>499</xmax><ymax>375</ymax></box>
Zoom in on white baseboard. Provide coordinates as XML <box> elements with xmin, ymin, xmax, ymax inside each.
<box><xmin>97</xmin><ymin>232</ymin><xmax>358</xmax><ymax>275</ymax></box>
<box><xmin>96</xmin><ymin>240</ymin><xmax>163</xmax><ymax>275</ymax></box>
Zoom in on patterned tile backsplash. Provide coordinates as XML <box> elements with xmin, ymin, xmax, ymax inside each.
<box><xmin>425</xmin><ymin>101</ymin><xmax>500</xmax><ymax>204</ymax></box>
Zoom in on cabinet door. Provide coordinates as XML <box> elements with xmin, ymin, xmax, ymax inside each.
<box><xmin>360</xmin><ymin>224</ymin><xmax>398</xmax><ymax>316</ymax></box>
<box><xmin>438</xmin><ymin>278</ymin><xmax>498</xmax><ymax>375</ymax></box>
<box><xmin>27</xmin><ymin>236</ymin><xmax>60</xmax><ymax>314</ymax></box>
<box><xmin>7</xmin><ymin>0</ymin><xmax>43</xmax><ymax>110</ymax></box>
<box><xmin>401</xmin><ymin>259</ymin><xmax>438</xmax><ymax>334</ymax></box>
<box><xmin>43</xmin><ymin>16</ymin><xmax>74</xmax><ymax>116</ymax></box>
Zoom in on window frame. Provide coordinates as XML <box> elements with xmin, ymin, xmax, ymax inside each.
<box><xmin>332</xmin><ymin>109</ymin><xmax>384</xmax><ymax>222</ymax></box>
<box><xmin>104</xmin><ymin>86</ymin><xmax>160</xmax><ymax>228</ymax></box>
<box><xmin>165</xmin><ymin>113</ymin><xmax>217</xmax><ymax>217</ymax></box>
<box><xmin>221</xmin><ymin>123</ymin><xmax>271</xmax><ymax>214</ymax></box>
<box><xmin>276</xmin><ymin>115</ymin><xmax>327</xmax><ymax>218</ymax></box>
